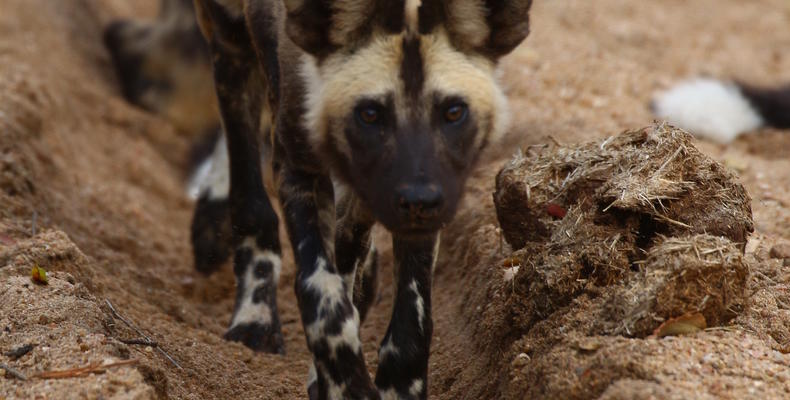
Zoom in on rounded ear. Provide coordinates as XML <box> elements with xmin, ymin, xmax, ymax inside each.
<box><xmin>419</xmin><ymin>0</ymin><xmax>533</xmax><ymax>60</ymax></box>
<box><xmin>284</xmin><ymin>0</ymin><xmax>406</xmax><ymax>58</ymax></box>
<box><xmin>483</xmin><ymin>0</ymin><xmax>532</xmax><ymax>57</ymax></box>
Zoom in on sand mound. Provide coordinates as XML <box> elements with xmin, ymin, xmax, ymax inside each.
<box><xmin>1</xmin><ymin>231</ymin><xmax>157</xmax><ymax>399</ymax></box>
<box><xmin>430</xmin><ymin>123</ymin><xmax>786</xmax><ymax>399</ymax></box>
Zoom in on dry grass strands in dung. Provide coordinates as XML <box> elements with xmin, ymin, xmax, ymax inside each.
<box><xmin>494</xmin><ymin>123</ymin><xmax>753</xmax><ymax>251</ymax></box>
<box><xmin>605</xmin><ymin>234</ymin><xmax>748</xmax><ymax>337</ymax></box>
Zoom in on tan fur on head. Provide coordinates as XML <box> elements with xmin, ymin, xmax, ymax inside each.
<box><xmin>421</xmin><ymin>30</ymin><xmax>509</xmax><ymax>144</ymax></box>
<box><xmin>301</xmin><ymin>28</ymin><xmax>508</xmax><ymax>159</ymax></box>
<box><xmin>300</xmin><ymin>33</ymin><xmax>403</xmax><ymax>157</ymax></box>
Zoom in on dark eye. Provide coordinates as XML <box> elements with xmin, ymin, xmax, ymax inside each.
<box><xmin>444</xmin><ymin>103</ymin><xmax>468</xmax><ymax>124</ymax></box>
<box><xmin>356</xmin><ymin>106</ymin><xmax>381</xmax><ymax>126</ymax></box>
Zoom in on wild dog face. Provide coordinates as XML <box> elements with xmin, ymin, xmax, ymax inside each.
<box><xmin>289</xmin><ymin>0</ymin><xmax>533</xmax><ymax>234</ymax></box>
<box><xmin>104</xmin><ymin>0</ymin><xmax>219</xmax><ymax>137</ymax></box>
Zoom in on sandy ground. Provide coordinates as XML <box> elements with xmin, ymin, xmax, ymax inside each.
<box><xmin>1</xmin><ymin>0</ymin><xmax>789</xmax><ymax>399</ymax></box>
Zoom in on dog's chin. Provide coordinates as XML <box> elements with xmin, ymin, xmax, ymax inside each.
<box><xmin>385</xmin><ymin>221</ymin><xmax>444</xmax><ymax>238</ymax></box>
<box><xmin>371</xmin><ymin>207</ymin><xmax>450</xmax><ymax>238</ymax></box>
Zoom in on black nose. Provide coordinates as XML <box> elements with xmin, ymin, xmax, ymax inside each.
<box><xmin>397</xmin><ymin>184</ymin><xmax>444</xmax><ymax>219</ymax></box>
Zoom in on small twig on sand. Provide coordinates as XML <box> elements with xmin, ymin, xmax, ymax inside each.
<box><xmin>0</xmin><ymin>363</ymin><xmax>27</xmax><ymax>380</ymax></box>
<box><xmin>119</xmin><ymin>339</ymin><xmax>158</xmax><ymax>347</ymax></box>
<box><xmin>105</xmin><ymin>299</ymin><xmax>183</xmax><ymax>370</ymax></box>
<box><xmin>34</xmin><ymin>359</ymin><xmax>138</xmax><ymax>379</ymax></box>
<box><xmin>31</xmin><ymin>211</ymin><xmax>37</xmax><ymax>236</ymax></box>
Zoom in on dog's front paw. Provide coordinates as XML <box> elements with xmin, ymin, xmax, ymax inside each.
<box><xmin>224</xmin><ymin>322</ymin><xmax>285</xmax><ymax>354</ymax></box>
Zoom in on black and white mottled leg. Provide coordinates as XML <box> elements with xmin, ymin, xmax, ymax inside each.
<box><xmin>376</xmin><ymin>234</ymin><xmax>440</xmax><ymax>400</ymax></box>
<box><xmin>279</xmin><ymin>170</ymin><xmax>378</xmax><ymax>399</ymax></box>
<box><xmin>304</xmin><ymin>184</ymin><xmax>380</xmax><ymax>397</ymax></box>
<box><xmin>189</xmin><ymin>134</ymin><xmax>233</xmax><ymax>275</ymax></box>
<box><xmin>194</xmin><ymin>0</ymin><xmax>284</xmax><ymax>354</ymax></box>
<box><xmin>224</xmin><ymin>236</ymin><xmax>284</xmax><ymax>353</ymax></box>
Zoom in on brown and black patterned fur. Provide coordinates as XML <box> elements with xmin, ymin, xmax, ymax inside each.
<box><xmin>106</xmin><ymin>1</ymin><xmax>532</xmax><ymax>398</ymax></box>
<box><xmin>104</xmin><ymin>0</ymin><xmax>220</xmax><ymax>139</ymax></box>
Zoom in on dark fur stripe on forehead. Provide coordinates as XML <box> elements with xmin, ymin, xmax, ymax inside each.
<box><xmin>400</xmin><ymin>36</ymin><xmax>424</xmax><ymax>101</ymax></box>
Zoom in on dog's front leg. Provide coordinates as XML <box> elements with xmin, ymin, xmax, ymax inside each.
<box><xmin>376</xmin><ymin>233</ymin><xmax>440</xmax><ymax>400</ymax></box>
<box><xmin>279</xmin><ymin>169</ymin><xmax>379</xmax><ymax>400</ymax></box>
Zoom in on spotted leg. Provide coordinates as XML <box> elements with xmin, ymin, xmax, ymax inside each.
<box><xmin>376</xmin><ymin>233</ymin><xmax>440</xmax><ymax>400</ymax></box>
<box><xmin>194</xmin><ymin>0</ymin><xmax>284</xmax><ymax>354</ymax></box>
<box><xmin>279</xmin><ymin>170</ymin><xmax>379</xmax><ymax>399</ymax></box>
<box><xmin>305</xmin><ymin>186</ymin><xmax>380</xmax><ymax>397</ymax></box>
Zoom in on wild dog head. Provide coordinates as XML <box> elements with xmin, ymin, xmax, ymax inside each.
<box><xmin>288</xmin><ymin>0</ymin><xmax>533</xmax><ymax>235</ymax></box>
<box><xmin>104</xmin><ymin>0</ymin><xmax>219</xmax><ymax>137</ymax></box>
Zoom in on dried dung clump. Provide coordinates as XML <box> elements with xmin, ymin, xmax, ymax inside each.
<box><xmin>492</xmin><ymin>123</ymin><xmax>753</xmax><ymax>338</ymax></box>
<box><xmin>470</xmin><ymin>123</ymin><xmax>759</xmax><ymax>398</ymax></box>
<box><xmin>495</xmin><ymin>123</ymin><xmax>753</xmax><ymax>251</ymax></box>
<box><xmin>604</xmin><ymin>234</ymin><xmax>749</xmax><ymax>336</ymax></box>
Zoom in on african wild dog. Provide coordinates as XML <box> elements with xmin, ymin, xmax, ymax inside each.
<box><xmin>106</xmin><ymin>0</ymin><xmax>533</xmax><ymax>398</ymax></box>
